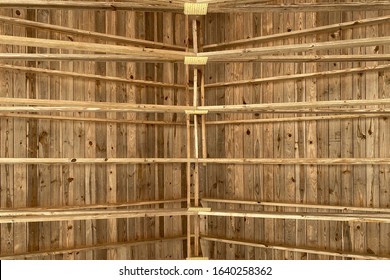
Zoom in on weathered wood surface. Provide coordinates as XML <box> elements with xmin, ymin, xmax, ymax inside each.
<box><xmin>1</xmin><ymin>3</ymin><xmax>389</xmax><ymax>260</ymax></box>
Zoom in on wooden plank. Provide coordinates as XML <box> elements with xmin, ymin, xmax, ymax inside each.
<box><xmin>378</xmin><ymin>9</ymin><xmax>390</xmax><ymax>258</ymax></box>
<box><xmin>0</xmin><ymin>64</ymin><xmax>186</xmax><ymax>89</ymax></box>
<box><xmin>35</xmin><ymin>8</ymin><xmax>52</xmax><ymax>260</ymax></box>
<box><xmin>60</xmin><ymin>9</ymin><xmax>75</xmax><ymax>260</ymax></box>
<box><xmin>202</xmin><ymin>236</ymin><xmax>390</xmax><ymax>260</ymax></box>
<box><xmin>282</xmin><ymin>7</ymin><xmax>296</xmax><ymax>260</ymax></box>
<box><xmin>48</xmin><ymin>7</ymin><xmax>62</xmax><ymax>259</ymax></box>
<box><xmin>352</xmin><ymin>10</ymin><xmax>367</xmax><ymax>257</ymax></box>
<box><xmin>94</xmin><ymin>8</ymin><xmax>107</xmax><ymax>260</ymax></box>
<box><xmin>340</xmin><ymin>8</ymin><xmax>354</xmax><ymax>259</ymax></box>
<box><xmin>0</xmin><ymin>15</ymin><xmax>185</xmax><ymax>50</ymax></box>
<box><xmin>200</xmin><ymin>36</ymin><xmax>390</xmax><ymax>61</ymax></box>
<box><xmin>0</xmin><ymin>35</ymin><xmax>189</xmax><ymax>59</ymax></box>
<box><xmin>204</xmin><ymin>64</ymin><xmax>390</xmax><ymax>88</ymax></box>
<box><xmin>272</xmin><ymin>3</ymin><xmax>284</xmax><ymax>260</ymax></box>
<box><xmin>224</xmin><ymin>12</ymin><xmax>235</xmax><ymax>260</ymax></box>
<box><xmin>365</xmin><ymin>8</ymin><xmax>381</xmax><ymax>259</ymax></box>
<box><xmin>0</xmin><ymin>8</ymin><xmax>15</xmax><ymax>257</ymax></box>
<box><xmin>203</xmin><ymin>15</ymin><xmax>390</xmax><ymax>50</ymax></box>
<box><xmin>261</xmin><ymin>8</ymin><xmax>275</xmax><ymax>260</ymax></box>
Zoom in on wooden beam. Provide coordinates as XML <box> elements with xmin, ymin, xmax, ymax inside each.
<box><xmin>0</xmin><ymin>209</ymin><xmax>193</xmax><ymax>224</ymax></box>
<box><xmin>1</xmin><ymin>54</ymin><xmax>389</xmax><ymax>63</ymax></box>
<box><xmin>205</xmin><ymin>64</ymin><xmax>390</xmax><ymax>88</ymax></box>
<box><xmin>200</xmin><ymin>37</ymin><xmax>390</xmax><ymax>61</ymax></box>
<box><xmin>0</xmin><ymin>53</ymin><xmax>185</xmax><ymax>62</ymax></box>
<box><xmin>0</xmin><ymin>236</ymin><xmax>188</xmax><ymax>260</ymax></box>
<box><xmin>202</xmin><ymin>236</ymin><xmax>390</xmax><ymax>260</ymax></box>
<box><xmin>0</xmin><ymin>97</ymin><xmax>191</xmax><ymax>113</ymax></box>
<box><xmin>0</xmin><ymin>199</ymin><xmax>187</xmax><ymax>212</ymax></box>
<box><xmin>0</xmin><ymin>113</ymin><xmax>187</xmax><ymax>126</ymax></box>
<box><xmin>200</xmin><ymin>98</ymin><xmax>390</xmax><ymax>114</ymax></box>
<box><xmin>201</xmin><ymin>198</ymin><xmax>390</xmax><ymax>213</ymax></box>
<box><xmin>206</xmin><ymin>2</ymin><xmax>390</xmax><ymax>13</ymax></box>
<box><xmin>0</xmin><ymin>35</ymin><xmax>190</xmax><ymax>60</ymax></box>
<box><xmin>0</xmin><ymin>64</ymin><xmax>185</xmax><ymax>89</ymax></box>
<box><xmin>3</xmin><ymin>157</ymin><xmax>390</xmax><ymax>165</ymax></box>
<box><xmin>203</xmin><ymin>15</ymin><xmax>390</xmax><ymax>50</ymax></box>
<box><xmin>199</xmin><ymin>210</ymin><xmax>390</xmax><ymax>223</ymax></box>
<box><xmin>0</xmin><ymin>1</ymin><xmax>185</xmax><ymax>11</ymax></box>
<box><xmin>206</xmin><ymin>114</ymin><xmax>390</xmax><ymax>125</ymax></box>
<box><xmin>205</xmin><ymin>54</ymin><xmax>390</xmax><ymax>63</ymax></box>
<box><xmin>0</xmin><ymin>15</ymin><xmax>185</xmax><ymax>51</ymax></box>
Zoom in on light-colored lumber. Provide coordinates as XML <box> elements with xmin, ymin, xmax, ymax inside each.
<box><xmin>202</xmin><ymin>236</ymin><xmax>390</xmax><ymax>260</ymax></box>
<box><xmin>201</xmin><ymin>198</ymin><xmax>390</xmax><ymax>213</ymax></box>
<box><xmin>2</xmin><ymin>54</ymin><xmax>390</xmax><ymax>62</ymax></box>
<box><xmin>0</xmin><ymin>15</ymin><xmax>185</xmax><ymax>51</ymax></box>
<box><xmin>0</xmin><ymin>236</ymin><xmax>188</xmax><ymax>260</ymax></box>
<box><xmin>199</xmin><ymin>37</ymin><xmax>390</xmax><ymax>60</ymax></box>
<box><xmin>203</xmin><ymin>15</ymin><xmax>390</xmax><ymax>50</ymax></box>
<box><xmin>205</xmin><ymin>54</ymin><xmax>390</xmax><ymax>63</ymax></box>
<box><xmin>199</xmin><ymin>210</ymin><xmax>390</xmax><ymax>223</ymax></box>
<box><xmin>0</xmin><ymin>209</ymin><xmax>193</xmax><ymax>224</ymax></box>
<box><xmin>0</xmin><ymin>64</ymin><xmax>186</xmax><ymax>89</ymax></box>
<box><xmin>0</xmin><ymin>35</ymin><xmax>190</xmax><ymax>60</ymax></box>
<box><xmin>206</xmin><ymin>114</ymin><xmax>390</xmax><ymax>125</ymax></box>
<box><xmin>204</xmin><ymin>64</ymin><xmax>390</xmax><ymax>88</ymax></box>
<box><xmin>0</xmin><ymin>113</ymin><xmax>187</xmax><ymax>126</ymax></box>
<box><xmin>0</xmin><ymin>1</ymin><xmax>185</xmax><ymax>11</ymax></box>
<box><xmin>3</xmin><ymin>157</ymin><xmax>390</xmax><ymax>165</ymax></box>
<box><xmin>206</xmin><ymin>2</ymin><xmax>390</xmax><ymax>13</ymax></box>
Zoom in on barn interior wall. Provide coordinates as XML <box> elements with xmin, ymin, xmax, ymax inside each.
<box><xmin>0</xmin><ymin>2</ymin><xmax>389</xmax><ymax>260</ymax></box>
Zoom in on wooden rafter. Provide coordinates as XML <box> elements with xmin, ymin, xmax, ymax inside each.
<box><xmin>202</xmin><ymin>237</ymin><xmax>390</xmax><ymax>260</ymax></box>
<box><xmin>205</xmin><ymin>64</ymin><xmax>390</xmax><ymax>88</ymax></box>
<box><xmin>0</xmin><ymin>64</ymin><xmax>186</xmax><ymax>89</ymax></box>
<box><xmin>0</xmin><ymin>35</ymin><xmax>190</xmax><ymax>60</ymax></box>
<box><xmin>0</xmin><ymin>15</ymin><xmax>185</xmax><ymax>51</ymax></box>
<box><xmin>204</xmin><ymin>15</ymin><xmax>390</xmax><ymax>50</ymax></box>
<box><xmin>2</xmin><ymin>158</ymin><xmax>390</xmax><ymax>165</ymax></box>
<box><xmin>200</xmin><ymin>36</ymin><xmax>390</xmax><ymax>60</ymax></box>
<box><xmin>0</xmin><ymin>236</ymin><xmax>188</xmax><ymax>260</ymax></box>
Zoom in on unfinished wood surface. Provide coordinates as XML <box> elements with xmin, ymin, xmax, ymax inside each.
<box><xmin>1</xmin><ymin>4</ymin><xmax>389</xmax><ymax>261</ymax></box>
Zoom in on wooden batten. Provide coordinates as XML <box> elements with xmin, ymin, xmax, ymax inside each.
<box><xmin>0</xmin><ymin>2</ymin><xmax>389</xmax><ymax>261</ymax></box>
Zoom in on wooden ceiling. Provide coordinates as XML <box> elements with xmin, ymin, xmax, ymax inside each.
<box><xmin>0</xmin><ymin>0</ymin><xmax>390</xmax><ymax>260</ymax></box>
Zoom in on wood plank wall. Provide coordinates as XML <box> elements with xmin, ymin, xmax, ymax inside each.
<box><xmin>0</xmin><ymin>9</ymin><xmax>186</xmax><ymax>260</ymax></box>
<box><xmin>1</xmin><ymin>1</ymin><xmax>390</xmax><ymax>260</ymax></box>
<box><xmin>203</xmin><ymin>2</ymin><xmax>390</xmax><ymax>259</ymax></box>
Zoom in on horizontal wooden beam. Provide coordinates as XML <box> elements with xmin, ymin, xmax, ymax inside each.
<box><xmin>207</xmin><ymin>54</ymin><xmax>390</xmax><ymax>63</ymax></box>
<box><xmin>206</xmin><ymin>2</ymin><xmax>390</xmax><ymax>13</ymax></box>
<box><xmin>205</xmin><ymin>64</ymin><xmax>390</xmax><ymax>88</ymax></box>
<box><xmin>3</xmin><ymin>97</ymin><xmax>390</xmax><ymax>114</ymax></box>
<box><xmin>201</xmin><ymin>199</ymin><xmax>390</xmax><ymax>213</ymax></box>
<box><xmin>204</xmin><ymin>15</ymin><xmax>390</xmax><ymax>50</ymax></box>
<box><xmin>202</xmin><ymin>236</ymin><xmax>390</xmax><ymax>260</ymax></box>
<box><xmin>199</xmin><ymin>210</ymin><xmax>390</xmax><ymax>223</ymax></box>
<box><xmin>0</xmin><ymin>208</ymin><xmax>193</xmax><ymax>224</ymax></box>
<box><xmin>206</xmin><ymin>114</ymin><xmax>390</xmax><ymax>125</ymax></box>
<box><xmin>0</xmin><ymin>53</ymin><xmax>184</xmax><ymax>62</ymax></box>
<box><xmin>0</xmin><ymin>35</ymin><xmax>190</xmax><ymax>60</ymax></box>
<box><xmin>0</xmin><ymin>64</ymin><xmax>186</xmax><ymax>89</ymax></box>
<box><xmin>3</xmin><ymin>157</ymin><xmax>390</xmax><ymax>165</ymax></box>
<box><xmin>2</xmin><ymin>1</ymin><xmax>389</xmax><ymax>13</ymax></box>
<box><xmin>0</xmin><ymin>199</ymin><xmax>186</xmax><ymax>212</ymax></box>
<box><xmin>0</xmin><ymin>236</ymin><xmax>188</xmax><ymax>260</ymax></box>
<box><xmin>0</xmin><ymin>1</ymin><xmax>185</xmax><ymax>11</ymax></box>
<box><xmin>0</xmin><ymin>97</ymin><xmax>191</xmax><ymax>113</ymax></box>
<box><xmin>201</xmin><ymin>98</ymin><xmax>390</xmax><ymax>113</ymax></box>
<box><xmin>0</xmin><ymin>113</ymin><xmax>187</xmax><ymax>126</ymax></box>
<box><xmin>0</xmin><ymin>15</ymin><xmax>185</xmax><ymax>51</ymax></box>
<box><xmin>199</xmin><ymin>37</ymin><xmax>390</xmax><ymax>60</ymax></box>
